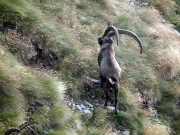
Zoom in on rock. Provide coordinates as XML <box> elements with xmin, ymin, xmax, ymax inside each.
<box><xmin>72</xmin><ymin>103</ymin><xmax>76</xmax><ymax>107</ymax></box>
<box><xmin>84</xmin><ymin>101</ymin><xmax>93</xmax><ymax>108</ymax></box>
<box><xmin>71</xmin><ymin>103</ymin><xmax>76</xmax><ymax>110</ymax></box>
<box><xmin>84</xmin><ymin>109</ymin><xmax>91</xmax><ymax>115</ymax></box>
<box><xmin>76</xmin><ymin>105</ymin><xmax>82</xmax><ymax>111</ymax></box>
<box><xmin>88</xmin><ymin>77</ymin><xmax>101</xmax><ymax>84</ymax></box>
<box><xmin>162</xmin><ymin>19</ymin><xmax>166</xmax><ymax>24</ymax></box>
<box><xmin>107</xmin><ymin>106</ymin><xmax>115</xmax><ymax>111</ymax></box>
<box><xmin>80</xmin><ymin>104</ymin><xmax>86</xmax><ymax>110</ymax></box>
<box><xmin>122</xmin><ymin>130</ymin><xmax>130</xmax><ymax>135</ymax></box>
<box><xmin>37</xmin><ymin>42</ymin><xmax>43</xmax><ymax>50</ymax></box>
<box><xmin>27</xmin><ymin>50</ymin><xmax>37</xmax><ymax>60</ymax></box>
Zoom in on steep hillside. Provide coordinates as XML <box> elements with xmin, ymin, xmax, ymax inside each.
<box><xmin>0</xmin><ymin>0</ymin><xmax>180</xmax><ymax>135</ymax></box>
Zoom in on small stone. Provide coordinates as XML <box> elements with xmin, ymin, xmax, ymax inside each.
<box><xmin>107</xmin><ymin>106</ymin><xmax>115</xmax><ymax>111</ymax></box>
<box><xmin>84</xmin><ymin>109</ymin><xmax>91</xmax><ymax>115</ymax></box>
<box><xmin>88</xmin><ymin>77</ymin><xmax>101</xmax><ymax>84</ymax></box>
<box><xmin>76</xmin><ymin>105</ymin><xmax>82</xmax><ymax>111</ymax></box>
<box><xmin>45</xmin><ymin>107</ymin><xmax>51</xmax><ymax>114</ymax></box>
<box><xmin>84</xmin><ymin>101</ymin><xmax>93</xmax><ymax>108</ymax></box>
<box><xmin>72</xmin><ymin>103</ymin><xmax>76</xmax><ymax>110</ymax></box>
<box><xmin>37</xmin><ymin>42</ymin><xmax>43</xmax><ymax>50</ymax></box>
<box><xmin>162</xmin><ymin>20</ymin><xmax>166</xmax><ymax>24</ymax></box>
<box><xmin>27</xmin><ymin>50</ymin><xmax>37</xmax><ymax>59</ymax></box>
<box><xmin>122</xmin><ymin>130</ymin><xmax>130</xmax><ymax>135</ymax></box>
<box><xmin>80</xmin><ymin>104</ymin><xmax>86</xmax><ymax>110</ymax></box>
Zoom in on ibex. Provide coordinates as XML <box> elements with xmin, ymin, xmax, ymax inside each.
<box><xmin>98</xmin><ymin>26</ymin><xmax>142</xmax><ymax>114</ymax></box>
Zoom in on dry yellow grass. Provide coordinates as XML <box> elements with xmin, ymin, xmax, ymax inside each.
<box><xmin>148</xmin><ymin>23</ymin><xmax>180</xmax><ymax>48</ymax></box>
<box><xmin>141</xmin><ymin>6</ymin><xmax>180</xmax><ymax>48</ymax></box>
<box><xmin>144</xmin><ymin>123</ymin><xmax>171</xmax><ymax>135</ymax></box>
<box><xmin>155</xmin><ymin>46</ymin><xmax>180</xmax><ymax>79</ymax></box>
<box><xmin>142</xmin><ymin>7</ymin><xmax>180</xmax><ymax>79</ymax></box>
<box><xmin>154</xmin><ymin>0</ymin><xmax>176</xmax><ymax>16</ymax></box>
<box><xmin>138</xmin><ymin>7</ymin><xmax>164</xmax><ymax>25</ymax></box>
<box><xmin>149</xmin><ymin>22</ymin><xmax>180</xmax><ymax>80</ymax></box>
<box><xmin>106</xmin><ymin>0</ymin><xmax>136</xmax><ymax>17</ymax></box>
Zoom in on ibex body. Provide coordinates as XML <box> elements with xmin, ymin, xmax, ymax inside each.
<box><xmin>98</xmin><ymin>26</ymin><xmax>142</xmax><ymax>114</ymax></box>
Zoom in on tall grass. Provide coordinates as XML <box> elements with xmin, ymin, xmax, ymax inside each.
<box><xmin>155</xmin><ymin>46</ymin><xmax>180</xmax><ymax>80</ymax></box>
<box><xmin>0</xmin><ymin>0</ymin><xmax>40</xmax><ymax>30</ymax></box>
<box><xmin>0</xmin><ymin>47</ymin><xmax>76</xmax><ymax>134</ymax></box>
<box><xmin>112</xmin><ymin>111</ymin><xmax>144</xmax><ymax>134</ymax></box>
<box><xmin>0</xmin><ymin>60</ymin><xmax>26</xmax><ymax>132</ymax></box>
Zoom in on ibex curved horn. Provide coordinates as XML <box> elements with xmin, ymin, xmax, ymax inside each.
<box><xmin>109</xmin><ymin>29</ymin><xmax>143</xmax><ymax>54</ymax></box>
<box><xmin>102</xmin><ymin>26</ymin><xmax>119</xmax><ymax>45</ymax></box>
<box><xmin>4</xmin><ymin>128</ymin><xmax>21</xmax><ymax>135</ymax></box>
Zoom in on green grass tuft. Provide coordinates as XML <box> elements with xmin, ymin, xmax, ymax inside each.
<box><xmin>112</xmin><ymin>111</ymin><xmax>144</xmax><ymax>134</ymax></box>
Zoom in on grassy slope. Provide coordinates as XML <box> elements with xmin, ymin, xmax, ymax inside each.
<box><xmin>147</xmin><ymin>0</ymin><xmax>180</xmax><ymax>32</ymax></box>
<box><xmin>0</xmin><ymin>0</ymin><xmax>180</xmax><ymax>134</ymax></box>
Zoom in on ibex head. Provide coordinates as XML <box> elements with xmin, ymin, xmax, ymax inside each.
<box><xmin>98</xmin><ymin>26</ymin><xmax>119</xmax><ymax>46</ymax></box>
<box><xmin>98</xmin><ymin>26</ymin><xmax>143</xmax><ymax>54</ymax></box>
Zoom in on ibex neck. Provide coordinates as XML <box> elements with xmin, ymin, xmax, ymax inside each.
<box><xmin>100</xmin><ymin>44</ymin><xmax>115</xmax><ymax>57</ymax></box>
<box><xmin>100</xmin><ymin>44</ymin><xmax>113</xmax><ymax>49</ymax></box>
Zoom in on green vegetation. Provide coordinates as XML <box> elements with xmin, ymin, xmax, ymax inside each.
<box><xmin>1</xmin><ymin>0</ymin><xmax>180</xmax><ymax>134</ymax></box>
<box><xmin>113</xmin><ymin>111</ymin><xmax>144</xmax><ymax>134</ymax></box>
<box><xmin>0</xmin><ymin>50</ymin><xmax>75</xmax><ymax>134</ymax></box>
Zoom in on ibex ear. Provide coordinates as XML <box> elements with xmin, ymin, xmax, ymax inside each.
<box><xmin>98</xmin><ymin>37</ymin><xmax>103</xmax><ymax>45</ymax></box>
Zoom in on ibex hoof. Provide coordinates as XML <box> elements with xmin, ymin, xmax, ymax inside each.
<box><xmin>115</xmin><ymin>109</ymin><xmax>120</xmax><ymax>115</ymax></box>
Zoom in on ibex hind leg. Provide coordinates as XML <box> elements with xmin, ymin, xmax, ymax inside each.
<box><xmin>104</xmin><ymin>87</ymin><xmax>110</xmax><ymax>107</ymax></box>
<box><xmin>114</xmin><ymin>84</ymin><xmax>119</xmax><ymax>115</ymax></box>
